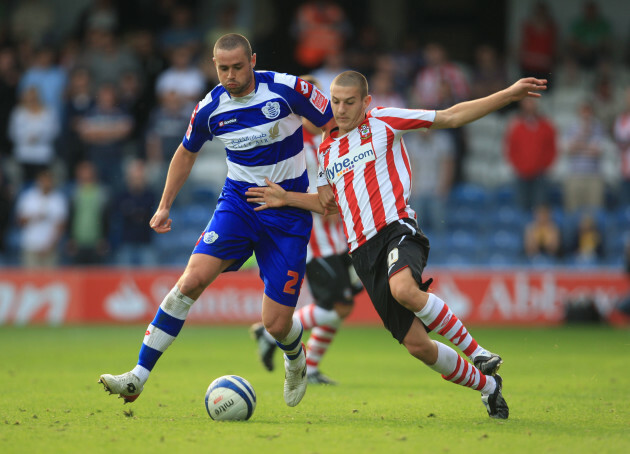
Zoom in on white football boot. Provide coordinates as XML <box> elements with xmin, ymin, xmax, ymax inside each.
<box><xmin>99</xmin><ymin>372</ymin><xmax>143</xmax><ymax>403</ymax></box>
<box><xmin>283</xmin><ymin>345</ymin><xmax>307</xmax><ymax>407</ymax></box>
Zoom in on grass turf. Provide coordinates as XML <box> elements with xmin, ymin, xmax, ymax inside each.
<box><xmin>0</xmin><ymin>325</ymin><xmax>628</xmax><ymax>453</ymax></box>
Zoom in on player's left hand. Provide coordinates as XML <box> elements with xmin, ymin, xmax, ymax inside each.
<box><xmin>245</xmin><ymin>178</ymin><xmax>288</xmax><ymax>211</ymax></box>
<box><xmin>509</xmin><ymin>77</ymin><xmax>547</xmax><ymax>101</ymax></box>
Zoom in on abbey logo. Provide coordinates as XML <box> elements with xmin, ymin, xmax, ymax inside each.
<box><xmin>268</xmin><ymin>122</ymin><xmax>280</xmax><ymax>140</ymax></box>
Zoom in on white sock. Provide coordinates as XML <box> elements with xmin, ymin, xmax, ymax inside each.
<box><xmin>276</xmin><ymin>315</ymin><xmax>304</xmax><ymax>364</ymax></box>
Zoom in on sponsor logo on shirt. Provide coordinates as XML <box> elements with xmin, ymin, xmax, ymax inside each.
<box><xmin>261</xmin><ymin>101</ymin><xmax>281</xmax><ymax>119</ymax></box>
<box><xmin>218</xmin><ymin>118</ymin><xmax>237</xmax><ymax>127</ymax></box>
<box><xmin>325</xmin><ymin>143</ymin><xmax>375</xmax><ymax>183</ymax></box>
<box><xmin>296</xmin><ymin>78</ymin><xmax>313</xmax><ymax>98</ymax></box>
<box><xmin>268</xmin><ymin>122</ymin><xmax>280</xmax><ymax>139</ymax></box>
<box><xmin>310</xmin><ymin>87</ymin><xmax>328</xmax><ymax>114</ymax></box>
<box><xmin>203</xmin><ymin>231</ymin><xmax>219</xmax><ymax>244</ymax></box>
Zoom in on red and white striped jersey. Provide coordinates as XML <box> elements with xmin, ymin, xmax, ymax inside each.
<box><xmin>304</xmin><ymin>129</ymin><xmax>347</xmax><ymax>262</ymax></box>
<box><xmin>317</xmin><ymin>107</ymin><xmax>436</xmax><ymax>252</ymax></box>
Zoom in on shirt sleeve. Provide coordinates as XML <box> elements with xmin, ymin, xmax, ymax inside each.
<box><xmin>316</xmin><ymin>140</ymin><xmax>330</xmax><ymax>187</ymax></box>
<box><xmin>369</xmin><ymin>107</ymin><xmax>435</xmax><ymax>133</ymax></box>
<box><xmin>182</xmin><ymin>102</ymin><xmax>212</xmax><ymax>152</ymax></box>
<box><xmin>278</xmin><ymin>74</ymin><xmax>333</xmax><ymax>127</ymax></box>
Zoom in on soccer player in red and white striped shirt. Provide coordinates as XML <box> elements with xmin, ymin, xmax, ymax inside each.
<box><xmin>251</xmin><ymin>76</ymin><xmax>363</xmax><ymax>385</ymax></box>
<box><xmin>247</xmin><ymin>71</ymin><xmax>547</xmax><ymax>419</ymax></box>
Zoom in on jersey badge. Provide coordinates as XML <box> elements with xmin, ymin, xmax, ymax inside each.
<box><xmin>203</xmin><ymin>231</ymin><xmax>219</xmax><ymax>244</ymax></box>
<box><xmin>358</xmin><ymin>123</ymin><xmax>372</xmax><ymax>141</ymax></box>
<box><xmin>262</xmin><ymin>101</ymin><xmax>281</xmax><ymax>119</ymax></box>
<box><xmin>310</xmin><ymin>87</ymin><xmax>328</xmax><ymax>114</ymax></box>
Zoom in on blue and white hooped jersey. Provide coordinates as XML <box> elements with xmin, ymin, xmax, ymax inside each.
<box><xmin>182</xmin><ymin>70</ymin><xmax>333</xmax><ymax>196</ymax></box>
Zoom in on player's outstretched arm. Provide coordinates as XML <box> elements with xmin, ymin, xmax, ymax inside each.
<box><xmin>432</xmin><ymin>77</ymin><xmax>547</xmax><ymax>130</ymax></box>
<box><xmin>246</xmin><ymin>178</ymin><xmax>327</xmax><ymax>214</ymax></box>
<box><xmin>150</xmin><ymin>144</ymin><xmax>198</xmax><ymax>233</ymax></box>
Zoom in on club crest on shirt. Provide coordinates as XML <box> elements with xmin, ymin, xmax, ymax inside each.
<box><xmin>358</xmin><ymin>123</ymin><xmax>372</xmax><ymax>140</ymax></box>
<box><xmin>262</xmin><ymin>101</ymin><xmax>281</xmax><ymax>119</ymax></box>
<box><xmin>203</xmin><ymin>231</ymin><xmax>219</xmax><ymax>244</ymax></box>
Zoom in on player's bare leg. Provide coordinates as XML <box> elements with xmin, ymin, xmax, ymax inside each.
<box><xmin>99</xmin><ymin>254</ymin><xmax>235</xmax><ymax>403</ymax></box>
<box><xmin>262</xmin><ymin>295</ymin><xmax>307</xmax><ymax>407</ymax></box>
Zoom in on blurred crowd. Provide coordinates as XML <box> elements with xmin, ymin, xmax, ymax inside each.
<box><xmin>1</xmin><ymin>0</ymin><xmax>630</xmax><ymax>270</ymax></box>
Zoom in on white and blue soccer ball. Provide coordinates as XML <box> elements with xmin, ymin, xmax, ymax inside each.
<box><xmin>205</xmin><ymin>375</ymin><xmax>256</xmax><ymax>421</ymax></box>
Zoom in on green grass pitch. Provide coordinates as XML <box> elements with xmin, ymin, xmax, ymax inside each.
<box><xmin>1</xmin><ymin>324</ymin><xmax>629</xmax><ymax>453</ymax></box>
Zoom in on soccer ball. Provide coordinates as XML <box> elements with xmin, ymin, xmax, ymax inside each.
<box><xmin>205</xmin><ymin>375</ymin><xmax>257</xmax><ymax>421</ymax></box>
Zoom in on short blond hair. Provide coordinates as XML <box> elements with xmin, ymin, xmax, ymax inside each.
<box><xmin>331</xmin><ymin>71</ymin><xmax>368</xmax><ymax>98</ymax></box>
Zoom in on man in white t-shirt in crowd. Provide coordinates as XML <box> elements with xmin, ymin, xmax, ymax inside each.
<box><xmin>247</xmin><ymin>71</ymin><xmax>547</xmax><ymax>419</ymax></box>
<box><xmin>16</xmin><ymin>168</ymin><xmax>68</xmax><ymax>268</ymax></box>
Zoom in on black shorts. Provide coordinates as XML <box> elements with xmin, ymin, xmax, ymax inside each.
<box><xmin>305</xmin><ymin>252</ymin><xmax>363</xmax><ymax>310</ymax></box>
<box><xmin>350</xmin><ymin>219</ymin><xmax>431</xmax><ymax>343</ymax></box>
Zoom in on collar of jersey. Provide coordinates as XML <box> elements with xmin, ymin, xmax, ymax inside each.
<box><xmin>228</xmin><ymin>71</ymin><xmax>259</xmax><ymax>104</ymax></box>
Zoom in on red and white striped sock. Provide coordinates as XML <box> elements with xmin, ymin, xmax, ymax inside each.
<box><xmin>305</xmin><ymin>325</ymin><xmax>337</xmax><ymax>374</ymax></box>
<box><xmin>415</xmin><ymin>293</ymin><xmax>484</xmax><ymax>359</ymax></box>
<box><xmin>430</xmin><ymin>341</ymin><xmax>495</xmax><ymax>394</ymax></box>
<box><xmin>296</xmin><ymin>303</ymin><xmax>341</xmax><ymax>330</ymax></box>
<box><xmin>295</xmin><ymin>304</ymin><xmax>342</xmax><ymax>374</ymax></box>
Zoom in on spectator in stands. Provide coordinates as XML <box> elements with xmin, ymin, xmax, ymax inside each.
<box><xmin>8</xmin><ymin>85</ymin><xmax>60</xmax><ymax>184</ymax></box>
<box><xmin>80</xmin><ymin>24</ymin><xmax>140</xmax><ymax>88</ymax></box>
<box><xmin>0</xmin><ymin>171</ymin><xmax>13</xmax><ymax>260</ymax></box>
<box><xmin>346</xmin><ymin>24</ymin><xmax>383</xmax><ymax>79</ymax></box>
<box><xmin>406</xmin><ymin>129</ymin><xmax>455</xmax><ymax>232</ymax></box>
<box><xmin>613</xmin><ymin>86</ymin><xmax>630</xmax><ymax>207</ymax></box>
<box><xmin>411</xmin><ymin>42</ymin><xmax>470</xmax><ymax>109</ymax></box>
<box><xmin>204</xmin><ymin>3</ymin><xmax>250</xmax><ymax>48</ymax></box>
<box><xmin>312</xmin><ymin>51</ymin><xmax>349</xmax><ymax>97</ymax></box>
<box><xmin>0</xmin><ymin>46</ymin><xmax>20</xmax><ymax>158</ymax></box>
<box><xmin>112</xmin><ymin>159</ymin><xmax>156</xmax><ymax>266</ymax></box>
<box><xmin>369</xmin><ymin>70</ymin><xmax>406</xmax><ymax>109</ymax></box>
<box><xmin>562</xmin><ymin>101</ymin><xmax>608</xmax><ymax>213</ymax></box>
<box><xmin>76</xmin><ymin>83</ymin><xmax>134</xmax><ymax>191</ymax></box>
<box><xmin>74</xmin><ymin>0</ymin><xmax>120</xmax><ymax>42</ymax></box>
<box><xmin>18</xmin><ymin>44</ymin><xmax>68</xmax><ymax>119</ymax></box>
<box><xmin>9</xmin><ymin>0</ymin><xmax>55</xmax><ymax>46</ymax></box>
<box><xmin>61</xmin><ymin>67</ymin><xmax>95</xmax><ymax>180</ymax></box>
<box><xmin>504</xmin><ymin>97</ymin><xmax>557</xmax><ymax>212</ymax></box>
<box><xmin>567</xmin><ymin>1</ymin><xmax>612</xmax><ymax>70</ymax></box>
<box><xmin>145</xmin><ymin>90</ymin><xmax>190</xmax><ymax>189</ymax></box>
<box><xmin>66</xmin><ymin>161</ymin><xmax>110</xmax><ymax>265</ymax></box>
<box><xmin>592</xmin><ymin>73</ymin><xmax>622</xmax><ymax>134</ymax></box>
<box><xmin>158</xmin><ymin>3</ymin><xmax>202</xmax><ymax>58</ymax></box>
<box><xmin>571</xmin><ymin>212</ymin><xmax>603</xmax><ymax>265</ymax></box>
<box><xmin>524</xmin><ymin>204</ymin><xmax>561</xmax><ymax>260</ymax></box>
<box><xmin>292</xmin><ymin>0</ymin><xmax>350</xmax><ymax>70</ymax></box>
<box><xmin>518</xmin><ymin>1</ymin><xmax>558</xmax><ymax>84</ymax></box>
<box><xmin>118</xmin><ymin>71</ymin><xmax>149</xmax><ymax>155</ymax></box>
<box><xmin>470</xmin><ymin>45</ymin><xmax>507</xmax><ymax>100</ymax></box>
<box><xmin>15</xmin><ymin>168</ymin><xmax>67</xmax><ymax>268</ymax></box>
<box><xmin>155</xmin><ymin>44</ymin><xmax>206</xmax><ymax>107</ymax></box>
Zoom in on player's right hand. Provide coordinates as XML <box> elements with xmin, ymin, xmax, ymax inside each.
<box><xmin>150</xmin><ymin>208</ymin><xmax>172</xmax><ymax>233</ymax></box>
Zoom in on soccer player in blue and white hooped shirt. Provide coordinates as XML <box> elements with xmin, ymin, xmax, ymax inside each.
<box><xmin>99</xmin><ymin>34</ymin><xmax>335</xmax><ymax>408</ymax></box>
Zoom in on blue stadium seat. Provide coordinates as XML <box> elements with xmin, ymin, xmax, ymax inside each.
<box><xmin>449</xmin><ymin>183</ymin><xmax>490</xmax><ymax>210</ymax></box>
